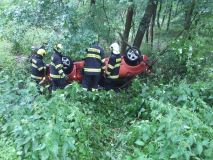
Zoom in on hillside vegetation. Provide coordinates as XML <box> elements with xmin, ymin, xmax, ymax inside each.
<box><xmin>0</xmin><ymin>0</ymin><xmax>213</xmax><ymax>159</ymax></box>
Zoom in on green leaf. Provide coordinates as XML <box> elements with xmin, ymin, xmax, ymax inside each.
<box><xmin>197</xmin><ymin>143</ymin><xmax>203</xmax><ymax>155</ymax></box>
<box><xmin>52</xmin><ymin>142</ymin><xmax>59</xmax><ymax>159</ymax></box>
<box><xmin>67</xmin><ymin>137</ymin><xmax>75</xmax><ymax>150</ymax></box>
<box><xmin>142</xmin><ymin>133</ymin><xmax>150</xmax><ymax>141</ymax></box>
<box><xmin>62</xmin><ymin>143</ymin><xmax>68</xmax><ymax>160</ymax></box>
<box><xmin>170</xmin><ymin>152</ymin><xmax>179</xmax><ymax>159</ymax></box>
<box><xmin>34</xmin><ymin>144</ymin><xmax>46</xmax><ymax>151</ymax></box>
<box><xmin>15</xmin><ymin>136</ymin><xmax>31</xmax><ymax>148</ymax></box>
<box><xmin>40</xmin><ymin>149</ymin><xmax>49</xmax><ymax>160</ymax></box>
<box><xmin>135</xmin><ymin>139</ymin><xmax>144</xmax><ymax>146</ymax></box>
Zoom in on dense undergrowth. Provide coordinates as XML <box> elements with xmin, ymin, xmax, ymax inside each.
<box><xmin>0</xmin><ymin>0</ymin><xmax>213</xmax><ymax>159</ymax></box>
<box><xmin>0</xmin><ymin>39</ymin><xmax>213</xmax><ymax>159</ymax></box>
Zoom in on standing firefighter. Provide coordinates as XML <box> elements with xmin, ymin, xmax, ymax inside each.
<box><xmin>105</xmin><ymin>42</ymin><xmax>121</xmax><ymax>90</ymax></box>
<box><xmin>30</xmin><ymin>48</ymin><xmax>47</xmax><ymax>93</ymax></box>
<box><xmin>50</xmin><ymin>44</ymin><xmax>67</xmax><ymax>91</ymax></box>
<box><xmin>82</xmin><ymin>42</ymin><xmax>105</xmax><ymax>91</ymax></box>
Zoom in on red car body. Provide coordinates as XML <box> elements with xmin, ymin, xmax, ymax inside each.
<box><xmin>65</xmin><ymin>55</ymin><xmax>150</xmax><ymax>83</ymax></box>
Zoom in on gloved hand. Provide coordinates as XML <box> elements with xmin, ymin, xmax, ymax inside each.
<box><xmin>65</xmin><ymin>75</ymin><xmax>69</xmax><ymax>80</ymax></box>
<box><xmin>103</xmin><ymin>72</ymin><xmax>107</xmax><ymax>78</ymax></box>
<box><xmin>39</xmin><ymin>77</ymin><xmax>46</xmax><ymax>85</ymax></box>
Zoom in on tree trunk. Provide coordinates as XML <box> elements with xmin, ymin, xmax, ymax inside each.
<box><xmin>102</xmin><ymin>0</ymin><xmax>111</xmax><ymax>42</ymax></box>
<box><xmin>161</xmin><ymin>0</ymin><xmax>168</xmax><ymax>27</ymax></box>
<box><xmin>151</xmin><ymin>1</ymin><xmax>158</xmax><ymax>48</ymax></box>
<box><xmin>157</xmin><ymin>0</ymin><xmax>162</xmax><ymax>29</ymax></box>
<box><xmin>166</xmin><ymin>1</ymin><xmax>173</xmax><ymax>31</ymax></box>
<box><xmin>175</xmin><ymin>0</ymin><xmax>181</xmax><ymax>16</ymax></box>
<box><xmin>133</xmin><ymin>0</ymin><xmax>156</xmax><ymax>48</ymax></box>
<box><xmin>131</xmin><ymin>20</ymin><xmax>135</xmax><ymax>42</ymax></box>
<box><xmin>90</xmin><ymin>0</ymin><xmax>96</xmax><ymax>18</ymax></box>
<box><xmin>184</xmin><ymin>0</ymin><xmax>196</xmax><ymax>30</ymax></box>
<box><xmin>121</xmin><ymin>1</ymin><xmax>134</xmax><ymax>54</ymax></box>
<box><xmin>91</xmin><ymin>0</ymin><xmax>96</xmax><ymax>5</ymax></box>
<box><xmin>146</xmin><ymin>28</ymin><xmax>149</xmax><ymax>43</ymax></box>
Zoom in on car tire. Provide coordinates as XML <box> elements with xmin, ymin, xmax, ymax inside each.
<box><xmin>124</xmin><ymin>47</ymin><xmax>141</xmax><ymax>66</ymax></box>
<box><xmin>62</xmin><ymin>56</ymin><xmax>74</xmax><ymax>74</ymax></box>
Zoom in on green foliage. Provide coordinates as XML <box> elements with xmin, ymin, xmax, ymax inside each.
<box><xmin>0</xmin><ymin>52</ymin><xmax>212</xmax><ymax>159</ymax></box>
<box><xmin>0</xmin><ymin>0</ymin><xmax>213</xmax><ymax>159</ymax></box>
<box><xmin>154</xmin><ymin>30</ymin><xmax>213</xmax><ymax>82</ymax></box>
<box><xmin>0</xmin><ymin>135</ymin><xmax>18</xmax><ymax>160</ymax></box>
<box><xmin>114</xmin><ymin>79</ymin><xmax>213</xmax><ymax>160</ymax></box>
<box><xmin>122</xmin><ymin>103</ymin><xmax>213</xmax><ymax>159</ymax></box>
<box><xmin>0</xmin><ymin>40</ymin><xmax>13</xmax><ymax>67</ymax></box>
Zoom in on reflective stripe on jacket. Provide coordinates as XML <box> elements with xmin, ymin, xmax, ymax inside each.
<box><xmin>106</xmin><ymin>54</ymin><xmax>121</xmax><ymax>79</ymax></box>
<box><xmin>30</xmin><ymin>54</ymin><xmax>46</xmax><ymax>80</ymax></box>
<box><xmin>84</xmin><ymin>44</ymin><xmax>104</xmax><ymax>75</ymax></box>
<box><xmin>50</xmin><ymin>51</ymin><xmax>65</xmax><ymax>79</ymax></box>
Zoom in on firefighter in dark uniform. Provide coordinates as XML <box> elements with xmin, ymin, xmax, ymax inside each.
<box><xmin>50</xmin><ymin>44</ymin><xmax>67</xmax><ymax>91</ymax></box>
<box><xmin>105</xmin><ymin>42</ymin><xmax>122</xmax><ymax>90</ymax></box>
<box><xmin>82</xmin><ymin>42</ymin><xmax>105</xmax><ymax>91</ymax></box>
<box><xmin>30</xmin><ymin>49</ymin><xmax>47</xmax><ymax>93</ymax></box>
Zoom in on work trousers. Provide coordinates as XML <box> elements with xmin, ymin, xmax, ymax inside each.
<box><xmin>105</xmin><ymin>78</ymin><xmax>120</xmax><ymax>91</ymax></box>
<box><xmin>82</xmin><ymin>74</ymin><xmax>100</xmax><ymax>91</ymax></box>
<box><xmin>51</xmin><ymin>78</ymin><xmax>67</xmax><ymax>91</ymax></box>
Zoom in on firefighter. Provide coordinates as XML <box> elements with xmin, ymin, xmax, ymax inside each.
<box><xmin>82</xmin><ymin>42</ymin><xmax>105</xmax><ymax>91</ymax></box>
<box><xmin>105</xmin><ymin>42</ymin><xmax>122</xmax><ymax>90</ymax></box>
<box><xmin>30</xmin><ymin>48</ymin><xmax>47</xmax><ymax>93</ymax></box>
<box><xmin>50</xmin><ymin>44</ymin><xmax>67</xmax><ymax>91</ymax></box>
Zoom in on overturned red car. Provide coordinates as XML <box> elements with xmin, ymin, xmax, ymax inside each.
<box><xmin>59</xmin><ymin>47</ymin><xmax>150</xmax><ymax>89</ymax></box>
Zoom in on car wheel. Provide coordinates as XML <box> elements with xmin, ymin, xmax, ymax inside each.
<box><xmin>124</xmin><ymin>47</ymin><xmax>141</xmax><ymax>66</ymax></box>
<box><xmin>62</xmin><ymin>56</ymin><xmax>73</xmax><ymax>74</ymax></box>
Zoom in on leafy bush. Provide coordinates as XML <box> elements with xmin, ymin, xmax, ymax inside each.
<box><xmin>0</xmin><ymin>135</ymin><xmax>18</xmax><ymax>160</ymax></box>
<box><xmin>120</xmin><ymin>99</ymin><xmax>213</xmax><ymax>159</ymax></box>
<box><xmin>154</xmin><ymin>28</ymin><xmax>213</xmax><ymax>82</ymax></box>
<box><xmin>0</xmin><ymin>31</ymin><xmax>212</xmax><ymax>159</ymax></box>
<box><xmin>0</xmin><ymin>0</ymin><xmax>213</xmax><ymax>159</ymax></box>
<box><xmin>108</xmin><ymin>78</ymin><xmax>212</xmax><ymax>160</ymax></box>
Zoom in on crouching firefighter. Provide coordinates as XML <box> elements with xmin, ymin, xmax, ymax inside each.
<box><xmin>50</xmin><ymin>44</ymin><xmax>67</xmax><ymax>91</ymax></box>
<box><xmin>105</xmin><ymin>42</ymin><xmax>121</xmax><ymax>90</ymax></box>
<box><xmin>82</xmin><ymin>41</ymin><xmax>105</xmax><ymax>91</ymax></box>
<box><xmin>30</xmin><ymin>49</ymin><xmax>48</xmax><ymax>93</ymax></box>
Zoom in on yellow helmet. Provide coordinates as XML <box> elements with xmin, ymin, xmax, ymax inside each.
<box><xmin>57</xmin><ymin>44</ymin><xmax>63</xmax><ymax>49</ymax></box>
<box><xmin>37</xmin><ymin>49</ymin><xmax>46</xmax><ymax>56</ymax></box>
<box><xmin>54</xmin><ymin>43</ymin><xmax>63</xmax><ymax>49</ymax></box>
<box><xmin>54</xmin><ymin>44</ymin><xmax>63</xmax><ymax>53</ymax></box>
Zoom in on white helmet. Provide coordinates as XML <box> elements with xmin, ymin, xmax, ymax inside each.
<box><xmin>110</xmin><ymin>42</ymin><xmax>120</xmax><ymax>54</ymax></box>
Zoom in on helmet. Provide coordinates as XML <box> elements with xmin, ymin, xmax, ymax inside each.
<box><xmin>54</xmin><ymin>43</ymin><xmax>63</xmax><ymax>52</ymax></box>
<box><xmin>37</xmin><ymin>49</ymin><xmax>46</xmax><ymax>56</ymax></box>
<box><xmin>56</xmin><ymin>44</ymin><xmax>63</xmax><ymax>49</ymax></box>
<box><xmin>110</xmin><ymin>42</ymin><xmax>120</xmax><ymax>54</ymax></box>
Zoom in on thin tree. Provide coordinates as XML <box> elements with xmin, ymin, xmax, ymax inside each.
<box><xmin>133</xmin><ymin>0</ymin><xmax>156</xmax><ymax>49</ymax></box>
<box><xmin>184</xmin><ymin>0</ymin><xmax>196</xmax><ymax>30</ymax></box>
<box><xmin>151</xmin><ymin>1</ymin><xmax>158</xmax><ymax>48</ymax></box>
<box><xmin>161</xmin><ymin>0</ymin><xmax>168</xmax><ymax>27</ymax></box>
<box><xmin>166</xmin><ymin>1</ymin><xmax>173</xmax><ymax>31</ymax></box>
<box><xmin>157</xmin><ymin>0</ymin><xmax>162</xmax><ymax>29</ymax></box>
<box><xmin>91</xmin><ymin>0</ymin><xmax>96</xmax><ymax>5</ymax></box>
<box><xmin>90</xmin><ymin>0</ymin><xmax>96</xmax><ymax>18</ymax></box>
<box><xmin>121</xmin><ymin>1</ymin><xmax>134</xmax><ymax>54</ymax></box>
<box><xmin>175</xmin><ymin>0</ymin><xmax>181</xmax><ymax>16</ymax></box>
<box><xmin>146</xmin><ymin>28</ymin><xmax>149</xmax><ymax>43</ymax></box>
